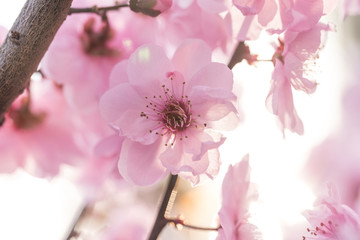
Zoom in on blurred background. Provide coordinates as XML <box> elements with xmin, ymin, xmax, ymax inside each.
<box><xmin>0</xmin><ymin>1</ymin><xmax>360</xmax><ymax>240</ymax></box>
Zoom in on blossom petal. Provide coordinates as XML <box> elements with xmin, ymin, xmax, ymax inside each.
<box><xmin>266</xmin><ymin>61</ymin><xmax>304</xmax><ymax>135</ymax></box>
<box><xmin>118</xmin><ymin>138</ymin><xmax>168</xmax><ymax>185</ymax></box>
<box><xmin>197</xmin><ymin>0</ymin><xmax>230</xmax><ymax>13</ymax></box>
<box><xmin>99</xmin><ymin>83</ymin><xmax>158</xmax><ymax>144</ymax></box>
<box><xmin>233</xmin><ymin>0</ymin><xmax>265</xmax><ymax>15</ymax></box>
<box><xmin>109</xmin><ymin>60</ymin><xmax>129</xmax><ymax>88</ymax></box>
<box><xmin>94</xmin><ymin>134</ymin><xmax>124</xmax><ymax>158</ymax></box>
<box><xmin>127</xmin><ymin>44</ymin><xmax>173</xmax><ymax>94</ymax></box>
<box><xmin>172</xmin><ymin>39</ymin><xmax>212</xmax><ymax>81</ymax></box>
<box><xmin>187</xmin><ymin>62</ymin><xmax>234</xmax><ymax>91</ymax></box>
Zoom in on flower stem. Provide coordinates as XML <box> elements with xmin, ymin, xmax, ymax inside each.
<box><xmin>148</xmin><ymin>175</ymin><xmax>178</xmax><ymax>240</ymax></box>
<box><xmin>167</xmin><ymin>217</ymin><xmax>221</xmax><ymax>232</ymax></box>
<box><xmin>227</xmin><ymin>41</ymin><xmax>257</xmax><ymax>69</ymax></box>
<box><xmin>65</xmin><ymin>204</ymin><xmax>91</xmax><ymax>240</ymax></box>
<box><xmin>68</xmin><ymin>3</ymin><xmax>129</xmax><ymax>16</ymax></box>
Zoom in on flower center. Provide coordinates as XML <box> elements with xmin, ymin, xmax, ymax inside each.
<box><xmin>303</xmin><ymin>220</ymin><xmax>339</xmax><ymax>240</ymax></box>
<box><xmin>80</xmin><ymin>18</ymin><xmax>120</xmax><ymax>57</ymax></box>
<box><xmin>161</xmin><ymin>100</ymin><xmax>191</xmax><ymax>132</ymax></box>
<box><xmin>140</xmin><ymin>72</ymin><xmax>206</xmax><ymax>146</ymax></box>
<box><xmin>8</xmin><ymin>96</ymin><xmax>46</xmax><ymax>130</ymax></box>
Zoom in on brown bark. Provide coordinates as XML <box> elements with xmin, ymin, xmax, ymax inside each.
<box><xmin>0</xmin><ymin>0</ymin><xmax>73</xmax><ymax>125</ymax></box>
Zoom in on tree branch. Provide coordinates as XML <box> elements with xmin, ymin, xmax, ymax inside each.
<box><xmin>0</xmin><ymin>0</ymin><xmax>73</xmax><ymax>125</ymax></box>
<box><xmin>148</xmin><ymin>175</ymin><xmax>178</xmax><ymax>240</ymax></box>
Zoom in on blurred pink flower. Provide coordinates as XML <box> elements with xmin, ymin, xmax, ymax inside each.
<box><xmin>76</xmin><ymin>134</ymin><xmax>125</xmax><ymax>199</ymax></box>
<box><xmin>158</xmin><ymin>0</ymin><xmax>232</xmax><ymax>52</ymax></box>
<box><xmin>342</xmin><ymin>0</ymin><xmax>360</xmax><ymax>17</ymax></box>
<box><xmin>41</xmin><ymin>0</ymin><xmax>148</xmax><ymax>112</ymax></box>
<box><xmin>303</xmin><ymin>184</ymin><xmax>360</xmax><ymax>240</ymax></box>
<box><xmin>217</xmin><ymin>155</ymin><xmax>262</xmax><ymax>240</ymax></box>
<box><xmin>266</xmin><ymin>23</ymin><xmax>331</xmax><ymax>134</ymax></box>
<box><xmin>0</xmin><ymin>25</ymin><xmax>7</xmax><ymax>41</ymax></box>
<box><xmin>100</xmin><ymin>39</ymin><xmax>239</xmax><ymax>185</ymax></box>
<box><xmin>86</xmin><ymin>204</ymin><xmax>154</xmax><ymax>240</ymax></box>
<box><xmin>304</xmin><ymin>68</ymin><xmax>360</xmax><ymax>210</ymax></box>
<box><xmin>266</xmin><ymin>60</ymin><xmax>304</xmax><ymax>135</ymax></box>
<box><xmin>220</xmin><ymin>0</ymin><xmax>335</xmax><ymax>40</ymax></box>
<box><xmin>0</xmin><ymin>80</ymin><xmax>86</xmax><ymax>176</ymax></box>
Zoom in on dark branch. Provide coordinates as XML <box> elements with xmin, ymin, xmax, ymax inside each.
<box><xmin>0</xmin><ymin>0</ymin><xmax>73</xmax><ymax>125</ymax></box>
<box><xmin>148</xmin><ymin>175</ymin><xmax>178</xmax><ymax>240</ymax></box>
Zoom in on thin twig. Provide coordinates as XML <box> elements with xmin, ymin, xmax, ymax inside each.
<box><xmin>167</xmin><ymin>218</ymin><xmax>221</xmax><ymax>232</ymax></box>
<box><xmin>148</xmin><ymin>175</ymin><xmax>178</xmax><ymax>240</ymax></box>
<box><xmin>68</xmin><ymin>4</ymin><xmax>129</xmax><ymax>16</ymax></box>
<box><xmin>65</xmin><ymin>204</ymin><xmax>91</xmax><ymax>240</ymax></box>
<box><xmin>227</xmin><ymin>41</ymin><xmax>257</xmax><ymax>69</ymax></box>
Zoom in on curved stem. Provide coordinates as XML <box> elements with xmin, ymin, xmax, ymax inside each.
<box><xmin>167</xmin><ymin>218</ymin><xmax>221</xmax><ymax>232</ymax></box>
<box><xmin>148</xmin><ymin>175</ymin><xmax>178</xmax><ymax>240</ymax></box>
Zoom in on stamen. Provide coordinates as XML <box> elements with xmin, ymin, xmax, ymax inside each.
<box><xmin>140</xmin><ymin>73</ymin><xmax>207</xmax><ymax>146</ymax></box>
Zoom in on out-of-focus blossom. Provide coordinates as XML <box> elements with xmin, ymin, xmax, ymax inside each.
<box><xmin>204</xmin><ymin>0</ymin><xmax>335</xmax><ymax>41</ymax></box>
<box><xmin>100</xmin><ymin>39</ymin><xmax>239</xmax><ymax>186</ymax></box>
<box><xmin>0</xmin><ymin>80</ymin><xmax>86</xmax><ymax>176</ymax></box>
<box><xmin>266</xmin><ymin>61</ymin><xmax>304</xmax><ymax>135</ymax></box>
<box><xmin>266</xmin><ymin>23</ymin><xmax>331</xmax><ymax>134</ymax></box>
<box><xmin>86</xmin><ymin>204</ymin><xmax>154</xmax><ymax>240</ymax></box>
<box><xmin>42</xmin><ymin>0</ymin><xmax>150</xmax><ymax>112</ymax></box>
<box><xmin>342</xmin><ymin>0</ymin><xmax>360</xmax><ymax>17</ymax></box>
<box><xmin>304</xmin><ymin>66</ymin><xmax>360</xmax><ymax>210</ymax></box>
<box><xmin>0</xmin><ymin>25</ymin><xmax>7</xmax><ymax>41</ymax></box>
<box><xmin>158</xmin><ymin>0</ymin><xmax>232</xmax><ymax>52</ymax></box>
<box><xmin>76</xmin><ymin>134</ymin><xmax>125</xmax><ymax>199</ymax></box>
<box><xmin>303</xmin><ymin>184</ymin><xmax>360</xmax><ymax>239</ymax></box>
<box><xmin>217</xmin><ymin>155</ymin><xmax>262</xmax><ymax>240</ymax></box>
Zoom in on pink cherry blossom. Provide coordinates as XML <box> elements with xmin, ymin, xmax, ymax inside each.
<box><xmin>86</xmin><ymin>204</ymin><xmax>154</xmax><ymax>240</ymax></box>
<box><xmin>221</xmin><ymin>0</ymin><xmax>333</xmax><ymax>40</ymax></box>
<box><xmin>266</xmin><ymin>60</ymin><xmax>304</xmax><ymax>135</ymax></box>
<box><xmin>233</xmin><ymin>0</ymin><xmax>265</xmax><ymax>15</ymax></box>
<box><xmin>76</xmin><ymin>134</ymin><xmax>125</xmax><ymax>199</ymax></box>
<box><xmin>100</xmin><ymin>39</ymin><xmax>239</xmax><ymax>185</ymax></box>
<box><xmin>158</xmin><ymin>0</ymin><xmax>232</xmax><ymax>52</ymax></box>
<box><xmin>303</xmin><ymin>184</ymin><xmax>360</xmax><ymax>240</ymax></box>
<box><xmin>266</xmin><ymin>23</ymin><xmax>331</xmax><ymax>134</ymax></box>
<box><xmin>0</xmin><ymin>80</ymin><xmax>87</xmax><ymax>176</ymax></box>
<box><xmin>217</xmin><ymin>155</ymin><xmax>262</xmax><ymax>240</ymax></box>
<box><xmin>196</xmin><ymin>0</ymin><xmax>232</xmax><ymax>13</ymax></box>
<box><xmin>41</xmin><ymin>0</ymin><xmax>149</xmax><ymax>112</ymax></box>
<box><xmin>304</xmin><ymin>73</ymin><xmax>360</xmax><ymax>210</ymax></box>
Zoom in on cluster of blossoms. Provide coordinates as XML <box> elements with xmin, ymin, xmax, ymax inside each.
<box><xmin>1</xmin><ymin>0</ymin><xmax>360</xmax><ymax>239</ymax></box>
